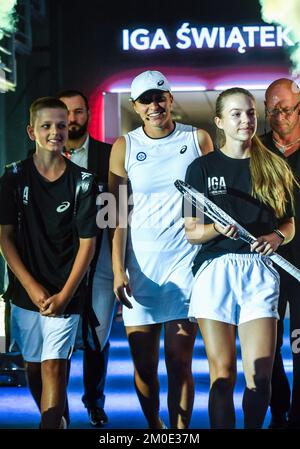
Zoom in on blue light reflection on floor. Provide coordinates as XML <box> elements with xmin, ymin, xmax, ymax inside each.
<box><xmin>0</xmin><ymin>319</ymin><xmax>292</xmax><ymax>429</ymax></box>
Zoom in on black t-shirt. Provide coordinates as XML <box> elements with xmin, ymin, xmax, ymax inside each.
<box><xmin>261</xmin><ymin>132</ymin><xmax>300</xmax><ymax>268</ymax></box>
<box><xmin>0</xmin><ymin>157</ymin><xmax>98</xmax><ymax>313</ymax></box>
<box><xmin>185</xmin><ymin>149</ymin><xmax>293</xmax><ymax>275</ymax></box>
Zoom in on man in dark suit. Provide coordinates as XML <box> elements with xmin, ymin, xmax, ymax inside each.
<box><xmin>59</xmin><ymin>90</ymin><xmax>116</xmax><ymax>427</ymax></box>
<box><xmin>262</xmin><ymin>78</ymin><xmax>300</xmax><ymax>429</ymax></box>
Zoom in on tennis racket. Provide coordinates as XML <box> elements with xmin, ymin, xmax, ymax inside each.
<box><xmin>175</xmin><ymin>179</ymin><xmax>300</xmax><ymax>282</ymax></box>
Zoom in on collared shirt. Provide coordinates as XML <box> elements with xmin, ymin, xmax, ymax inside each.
<box><xmin>64</xmin><ymin>135</ymin><xmax>89</xmax><ymax>169</ymax></box>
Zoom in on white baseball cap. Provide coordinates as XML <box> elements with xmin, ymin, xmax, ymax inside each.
<box><xmin>130</xmin><ymin>70</ymin><xmax>171</xmax><ymax>101</ymax></box>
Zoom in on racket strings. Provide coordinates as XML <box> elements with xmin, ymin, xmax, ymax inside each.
<box><xmin>184</xmin><ymin>189</ymin><xmax>252</xmax><ymax>241</ymax></box>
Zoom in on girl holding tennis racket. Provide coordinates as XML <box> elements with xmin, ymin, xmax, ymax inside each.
<box><xmin>184</xmin><ymin>87</ymin><xmax>298</xmax><ymax>429</ymax></box>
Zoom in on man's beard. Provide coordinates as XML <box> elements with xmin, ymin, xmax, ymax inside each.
<box><xmin>68</xmin><ymin>121</ymin><xmax>88</xmax><ymax>140</ymax></box>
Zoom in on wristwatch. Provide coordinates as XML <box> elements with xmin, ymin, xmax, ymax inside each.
<box><xmin>273</xmin><ymin>229</ymin><xmax>285</xmax><ymax>244</ymax></box>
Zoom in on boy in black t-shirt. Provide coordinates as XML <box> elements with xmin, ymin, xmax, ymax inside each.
<box><xmin>0</xmin><ymin>97</ymin><xmax>97</xmax><ymax>429</ymax></box>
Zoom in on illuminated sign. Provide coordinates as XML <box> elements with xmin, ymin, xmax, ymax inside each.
<box><xmin>122</xmin><ymin>24</ymin><xmax>295</xmax><ymax>53</ymax></box>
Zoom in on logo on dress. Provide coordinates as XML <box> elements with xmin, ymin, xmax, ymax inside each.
<box><xmin>56</xmin><ymin>201</ymin><xmax>71</xmax><ymax>213</ymax></box>
<box><xmin>23</xmin><ymin>186</ymin><xmax>29</xmax><ymax>205</ymax></box>
<box><xmin>180</xmin><ymin>145</ymin><xmax>187</xmax><ymax>154</ymax></box>
<box><xmin>136</xmin><ymin>152</ymin><xmax>147</xmax><ymax>161</ymax></box>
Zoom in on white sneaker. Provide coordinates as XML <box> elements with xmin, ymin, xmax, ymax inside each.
<box><xmin>159</xmin><ymin>417</ymin><xmax>168</xmax><ymax>429</ymax></box>
<box><xmin>59</xmin><ymin>416</ymin><xmax>68</xmax><ymax>429</ymax></box>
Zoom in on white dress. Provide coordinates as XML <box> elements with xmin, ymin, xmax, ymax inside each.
<box><xmin>123</xmin><ymin>122</ymin><xmax>202</xmax><ymax>325</ymax></box>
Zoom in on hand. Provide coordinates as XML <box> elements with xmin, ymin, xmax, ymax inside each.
<box><xmin>113</xmin><ymin>270</ymin><xmax>133</xmax><ymax>309</ymax></box>
<box><xmin>26</xmin><ymin>281</ymin><xmax>50</xmax><ymax>310</ymax></box>
<box><xmin>40</xmin><ymin>293</ymin><xmax>68</xmax><ymax>317</ymax></box>
<box><xmin>250</xmin><ymin>232</ymin><xmax>283</xmax><ymax>256</ymax></box>
<box><xmin>214</xmin><ymin>223</ymin><xmax>239</xmax><ymax>240</ymax></box>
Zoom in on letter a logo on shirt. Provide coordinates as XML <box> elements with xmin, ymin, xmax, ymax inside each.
<box><xmin>23</xmin><ymin>186</ymin><xmax>29</xmax><ymax>205</ymax></box>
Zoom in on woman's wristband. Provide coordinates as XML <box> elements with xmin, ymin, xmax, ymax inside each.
<box><xmin>273</xmin><ymin>229</ymin><xmax>285</xmax><ymax>244</ymax></box>
<box><xmin>213</xmin><ymin>223</ymin><xmax>220</xmax><ymax>234</ymax></box>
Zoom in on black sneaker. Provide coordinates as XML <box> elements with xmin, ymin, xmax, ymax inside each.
<box><xmin>88</xmin><ymin>407</ymin><xmax>108</xmax><ymax>427</ymax></box>
<box><xmin>268</xmin><ymin>413</ymin><xmax>288</xmax><ymax>429</ymax></box>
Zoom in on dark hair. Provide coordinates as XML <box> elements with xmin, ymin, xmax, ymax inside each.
<box><xmin>29</xmin><ymin>97</ymin><xmax>68</xmax><ymax>125</ymax></box>
<box><xmin>58</xmin><ymin>89</ymin><xmax>89</xmax><ymax>111</ymax></box>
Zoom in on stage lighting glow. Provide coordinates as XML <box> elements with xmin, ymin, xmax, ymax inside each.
<box><xmin>0</xmin><ymin>0</ymin><xmax>18</xmax><ymax>41</ymax></box>
<box><xmin>260</xmin><ymin>0</ymin><xmax>300</xmax><ymax>75</ymax></box>
<box><xmin>109</xmin><ymin>85</ymin><xmax>207</xmax><ymax>94</ymax></box>
<box><xmin>0</xmin><ymin>66</ymin><xmax>6</xmax><ymax>93</ymax></box>
<box><xmin>110</xmin><ymin>87</ymin><xmax>131</xmax><ymax>93</ymax></box>
<box><xmin>214</xmin><ymin>83</ymin><xmax>271</xmax><ymax>90</ymax></box>
<box><xmin>0</xmin><ymin>0</ymin><xmax>18</xmax><ymax>92</ymax></box>
<box><xmin>171</xmin><ymin>85</ymin><xmax>207</xmax><ymax>92</ymax></box>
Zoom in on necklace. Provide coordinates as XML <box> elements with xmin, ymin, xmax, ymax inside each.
<box><xmin>272</xmin><ymin>136</ymin><xmax>300</xmax><ymax>154</ymax></box>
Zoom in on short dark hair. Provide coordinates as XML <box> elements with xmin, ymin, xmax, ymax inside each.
<box><xmin>29</xmin><ymin>97</ymin><xmax>68</xmax><ymax>125</ymax></box>
<box><xmin>58</xmin><ymin>89</ymin><xmax>89</xmax><ymax>110</ymax></box>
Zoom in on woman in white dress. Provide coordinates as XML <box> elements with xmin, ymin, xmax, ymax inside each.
<box><xmin>109</xmin><ymin>70</ymin><xmax>213</xmax><ymax>428</ymax></box>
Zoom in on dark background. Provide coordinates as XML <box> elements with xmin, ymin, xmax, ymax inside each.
<box><xmin>1</xmin><ymin>0</ymin><xmax>290</xmax><ymax>162</ymax></box>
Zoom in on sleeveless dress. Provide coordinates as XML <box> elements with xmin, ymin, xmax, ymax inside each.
<box><xmin>122</xmin><ymin>122</ymin><xmax>202</xmax><ymax>325</ymax></box>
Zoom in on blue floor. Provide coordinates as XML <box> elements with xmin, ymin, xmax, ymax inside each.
<box><xmin>0</xmin><ymin>319</ymin><xmax>293</xmax><ymax>429</ymax></box>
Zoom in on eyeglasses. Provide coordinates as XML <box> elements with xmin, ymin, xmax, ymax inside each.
<box><xmin>266</xmin><ymin>101</ymin><xmax>300</xmax><ymax>117</ymax></box>
<box><xmin>136</xmin><ymin>93</ymin><xmax>167</xmax><ymax>105</ymax></box>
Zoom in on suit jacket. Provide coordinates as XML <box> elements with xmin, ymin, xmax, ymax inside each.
<box><xmin>261</xmin><ymin>131</ymin><xmax>300</xmax><ymax>268</ymax></box>
<box><xmin>87</xmin><ymin>136</ymin><xmax>111</xmax><ymax>185</ymax></box>
<box><xmin>85</xmin><ymin>135</ymin><xmax>112</xmax><ymax>268</ymax></box>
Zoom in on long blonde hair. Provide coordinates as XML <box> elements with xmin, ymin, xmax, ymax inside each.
<box><xmin>216</xmin><ymin>87</ymin><xmax>298</xmax><ymax>218</ymax></box>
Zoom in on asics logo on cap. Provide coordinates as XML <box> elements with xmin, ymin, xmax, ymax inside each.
<box><xmin>130</xmin><ymin>70</ymin><xmax>171</xmax><ymax>101</ymax></box>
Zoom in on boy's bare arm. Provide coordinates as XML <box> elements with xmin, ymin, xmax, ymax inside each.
<box><xmin>41</xmin><ymin>236</ymin><xmax>96</xmax><ymax>316</ymax></box>
<box><xmin>0</xmin><ymin>224</ymin><xmax>50</xmax><ymax>309</ymax></box>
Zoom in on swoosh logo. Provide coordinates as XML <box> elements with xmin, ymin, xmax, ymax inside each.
<box><xmin>56</xmin><ymin>201</ymin><xmax>71</xmax><ymax>213</ymax></box>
